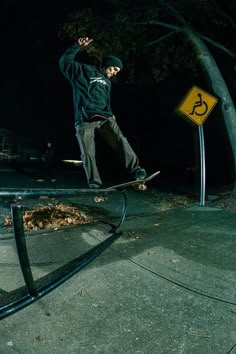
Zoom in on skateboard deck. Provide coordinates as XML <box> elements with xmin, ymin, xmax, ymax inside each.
<box><xmin>94</xmin><ymin>171</ymin><xmax>160</xmax><ymax>202</ymax></box>
<box><xmin>106</xmin><ymin>170</ymin><xmax>160</xmax><ymax>191</ymax></box>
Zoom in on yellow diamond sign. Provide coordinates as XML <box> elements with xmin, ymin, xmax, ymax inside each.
<box><xmin>178</xmin><ymin>86</ymin><xmax>218</xmax><ymax>126</ymax></box>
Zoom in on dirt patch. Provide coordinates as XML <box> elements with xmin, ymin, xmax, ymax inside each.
<box><xmin>154</xmin><ymin>191</ymin><xmax>236</xmax><ymax>211</ymax></box>
<box><xmin>207</xmin><ymin>193</ymin><xmax>236</xmax><ymax>211</ymax></box>
<box><xmin>154</xmin><ymin>192</ymin><xmax>198</xmax><ymax>210</ymax></box>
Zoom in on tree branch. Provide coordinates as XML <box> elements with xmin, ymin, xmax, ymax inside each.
<box><xmin>159</xmin><ymin>0</ymin><xmax>187</xmax><ymax>26</ymax></box>
<box><xmin>135</xmin><ymin>20</ymin><xmax>181</xmax><ymax>31</ymax></box>
<box><xmin>136</xmin><ymin>20</ymin><xmax>236</xmax><ymax>58</ymax></box>
<box><xmin>145</xmin><ymin>30</ymin><xmax>179</xmax><ymax>47</ymax></box>
<box><xmin>210</xmin><ymin>0</ymin><xmax>236</xmax><ymax>29</ymax></box>
<box><xmin>197</xmin><ymin>32</ymin><xmax>236</xmax><ymax>57</ymax></box>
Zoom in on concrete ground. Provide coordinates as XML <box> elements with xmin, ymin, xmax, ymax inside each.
<box><xmin>0</xmin><ymin>164</ymin><xmax>236</xmax><ymax>354</ymax></box>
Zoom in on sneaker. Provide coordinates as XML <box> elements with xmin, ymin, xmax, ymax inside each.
<box><xmin>134</xmin><ymin>168</ymin><xmax>147</xmax><ymax>181</ymax></box>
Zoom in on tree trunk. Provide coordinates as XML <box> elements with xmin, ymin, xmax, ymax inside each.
<box><xmin>184</xmin><ymin>28</ymin><xmax>236</xmax><ymax>195</ymax></box>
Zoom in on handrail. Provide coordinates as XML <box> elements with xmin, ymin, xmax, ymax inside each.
<box><xmin>0</xmin><ymin>188</ymin><xmax>127</xmax><ymax>320</ymax></box>
<box><xmin>0</xmin><ymin>187</ymin><xmax>120</xmax><ymax>197</ymax></box>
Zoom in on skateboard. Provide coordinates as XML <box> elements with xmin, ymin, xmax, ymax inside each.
<box><xmin>94</xmin><ymin>170</ymin><xmax>160</xmax><ymax>202</ymax></box>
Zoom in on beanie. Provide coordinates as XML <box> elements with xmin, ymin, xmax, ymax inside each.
<box><xmin>101</xmin><ymin>55</ymin><xmax>123</xmax><ymax>70</ymax></box>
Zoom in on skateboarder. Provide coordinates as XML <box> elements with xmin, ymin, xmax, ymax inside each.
<box><xmin>59</xmin><ymin>36</ymin><xmax>147</xmax><ymax>188</ymax></box>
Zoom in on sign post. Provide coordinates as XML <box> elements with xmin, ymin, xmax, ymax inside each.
<box><xmin>177</xmin><ymin>86</ymin><xmax>218</xmax><ymax>206</ymax></box>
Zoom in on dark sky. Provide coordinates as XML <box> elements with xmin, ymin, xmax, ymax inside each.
<box><xmin>2</xmin><ymin>3</ymin><xmax>69</xmax><ymax>138</ymax></box>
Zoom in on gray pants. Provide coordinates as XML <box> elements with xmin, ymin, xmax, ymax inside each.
<box><xmin>75</xmin><ymin>117</ymin><xmax>140</xmax><ymax>188</ymax></box>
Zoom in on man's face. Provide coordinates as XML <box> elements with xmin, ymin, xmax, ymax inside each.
<box><xmin>104</xmin><ymin>66</ymin><xmax>121</xmax><ymax>79</ymax></box>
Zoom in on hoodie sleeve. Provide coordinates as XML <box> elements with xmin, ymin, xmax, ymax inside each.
<box><xmin>59</xmin><ymin>43</ymin><xmax>82</xmax><ymax>81</ymax></box>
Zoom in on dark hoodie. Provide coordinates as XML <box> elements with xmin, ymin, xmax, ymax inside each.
<box><xmin>59</xmin><ymin>43</ymin><xmax>113</xmax><ymax>126</ymax></box>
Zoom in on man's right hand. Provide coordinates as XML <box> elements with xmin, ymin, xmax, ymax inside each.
<box><xmin>78</xmin><ymin>37</ymin><xmax>93</xmax><ymax>47</ymax></box>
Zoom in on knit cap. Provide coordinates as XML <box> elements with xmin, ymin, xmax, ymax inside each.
<box><xmin>101</xmin><ymin>55</ymin><xmax>123</xmax><ymax>70</ymax></box>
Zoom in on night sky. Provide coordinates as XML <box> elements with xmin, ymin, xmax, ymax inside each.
<box><xmin>2</xmin><ymin>3</ymin><xmax>69</xmax><ymax>137</ymax></box>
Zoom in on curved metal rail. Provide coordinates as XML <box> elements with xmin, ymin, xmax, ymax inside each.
<box><xmin>0</xmin><ymin>188</ymin><xmax>127</xmax><ymax>319</ymax></box>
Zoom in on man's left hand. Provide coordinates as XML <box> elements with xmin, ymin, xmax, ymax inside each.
<box><xmin>78</xmin><ymin>37</ymin><xmax>93</xmax><ymax>47</ymax></box>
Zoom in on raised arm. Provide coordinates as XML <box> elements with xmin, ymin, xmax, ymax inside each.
<box><xmin>59</xmin><ymin>37</ymin><xmax>93</xmax><ymax>81</ymax></box>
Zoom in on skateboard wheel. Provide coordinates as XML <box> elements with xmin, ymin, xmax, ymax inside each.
<box><xmin>94</xmin><ymin>196</ymin><xmax>103</xmax><ymax>203</ymax></box>
<box><xmin>94</xmin><ymin>196</ymin><xmax>107</xmax><ymax>203</ymax></box>
<box><xmin>139</xmin><ymin>184</ymin><xmax>147</xmax><ymax>191</ymax></box>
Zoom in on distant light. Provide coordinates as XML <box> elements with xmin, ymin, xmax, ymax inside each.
<box><xmin>62</xmin><ymin>159</ymin><xmax>83</xmax><ymax>166</ymax></box>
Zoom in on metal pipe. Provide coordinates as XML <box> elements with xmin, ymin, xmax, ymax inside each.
<box><xmin>115</xmin><ymin>190</ymin><xmax>128</xmax><ymax>230</ymax></box>
<box><xmin>0</xmin><ymin>189</ymin><xmax>127</xmax><ymax>319</ymax></box>
<box><xmin>11</xmin><ymin>205</ymin><xmax>38</xmax><ymax>297</ymax></box>
<box><xmin>0</xmin><ymin>188</ymin><xmax>117</xmax><ymax>198</ymax></box>
<box><xmin>0</xmin><ymin>229</ymin><xmax>122</xmax><ymax>320</ymax></box>
<box><xmin>198</xmin><ymin>125</ymin><xmax>206</xmax><ymax>206</ymax></box>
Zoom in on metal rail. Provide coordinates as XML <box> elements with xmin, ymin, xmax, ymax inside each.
<box><xmin>0</xmin><ymin>187</ymin><xmax>120</xmax><ymax>197</ymax></box>
<box><xmin>0</xmin><ymin>188</ymin><xmax>127</xmax><ymax>320</ymax></box>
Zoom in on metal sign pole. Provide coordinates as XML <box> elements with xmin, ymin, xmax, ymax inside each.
<box><xmin>198</xmin><ymin>125</ymin><xmax>206</xmax><ymax>206</ymax></box>
<box><xmin>177</xmin><ymin>86</ymin><xmax>218</xmax><ymax>207</ymax></box>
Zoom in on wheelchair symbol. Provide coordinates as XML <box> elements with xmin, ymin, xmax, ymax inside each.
<box><xmin>190</xmin><ymin>93</ymin><xmax>208</xmax><ymax>116</ymax></box>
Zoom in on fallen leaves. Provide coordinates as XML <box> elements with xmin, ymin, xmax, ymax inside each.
<box><xmin>209</xmin><ymin>194</ymin><xmax>236</xmax><ymax>211</ymax></box>
<box><xmin>4</xmin><ymin>203</ymin><xmax>94</xmax><ymax>232</ymax></box>
<box><xmin>155</xmin><ymin>193</ymin><xmax>197</xmax><ymax>210</ymax></box>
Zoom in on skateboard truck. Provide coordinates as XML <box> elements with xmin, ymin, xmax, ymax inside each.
<box><xmin>94</xmin><ymin>171</ymin><xmax>160</xmax><ymax>202</ymax></box>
